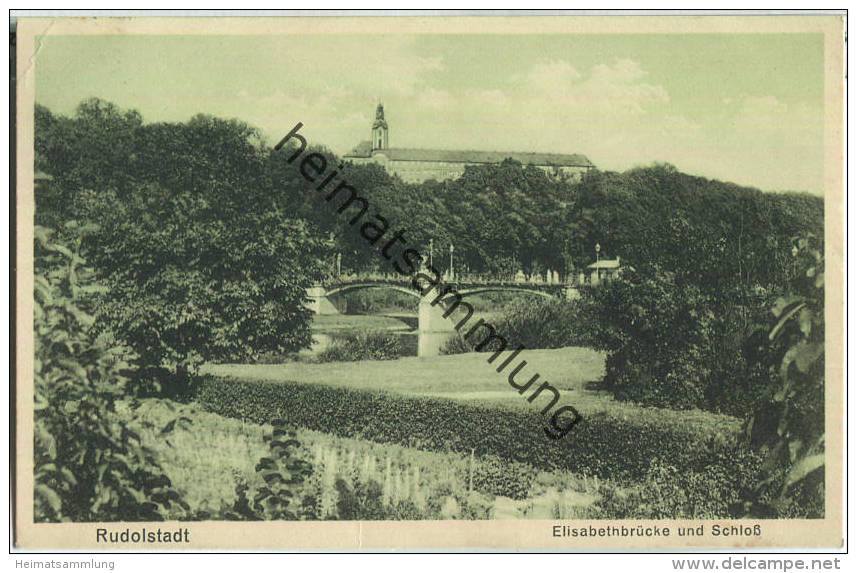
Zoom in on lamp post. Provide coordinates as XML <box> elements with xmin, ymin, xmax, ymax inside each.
<box><xmin>449</xmin><ymin>244</ymin><xmax>455</xmax><ymax>280</ymax></box>
<box><xmin>429</xmin><ymin>238</ymin><xmax>434</xmax><ymax>268</ymax></box>
<box><xmin>595</xmin><ymin>242</ymin><xmax>601</xmax><ymax>263</ymax></box>
<box><xmin>336</xmin><ymin>252</ymin><xmax>341</xmax><ymax>277</ymax></box>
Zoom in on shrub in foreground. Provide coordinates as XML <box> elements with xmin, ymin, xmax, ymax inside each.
<box><xmin>589</xmin><ymin>452</ymin><xmax>764</xmax><ymax>519</ymax></box>
<box><xmin>34</xmin><ymin>226</ymin><xmax>187</xmax><ymax>522</ymax></box>
<box><xmin>471</xmin><ymin>455</ymin><xmax>536</xmax><ymax>500</ymax></box>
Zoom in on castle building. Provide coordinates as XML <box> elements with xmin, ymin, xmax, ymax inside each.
<box><xmin>343</xmin><ymin>104</ymin><xmax>595</xmax><ymax>183</ymax></box>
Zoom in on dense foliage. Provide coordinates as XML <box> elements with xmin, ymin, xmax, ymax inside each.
<box><xmin>194</xmin><ymin>375</ymin><xmax>756</xmax><ymax>484</ymax></box>
<box><xmin>326</xmin><ymin>160</ymin><xmax>821</xmax><ymax>282</ymax></box>
<box><xmin>36</xmin><ymin>100</ymin><xmax>331</xmax><ymax>384</ymax></box>
<box><xmin>34</xmin><ymin>226</ymin><xmax>187</xmax><ymax>521</ymax></box>
<box><xmin>590</xmin><ymin>452</ymin><xmax>766</xmax><ymax>519</ymax></box>
<box><xmin>741</xmin><ymin>237</ymin><xmax>826</xmax><ymax>518</ymax></box>
<box><xmin>570</xmin><ymin>165</ymin><xmax>822</xmax><ymax>287</ymax></box>
<box><xmin>36</xmin><ymin>100</ymin><xmax>823</xmax><ymax>288</ymax></box>
<box><xmin>443</xmin><ymin>297</ymin><xmax>591</xmax><ymax>356</ymax></box>
<box><xmin>340</xmin><ymin>289</ymin><xmax>416</xmax><ymax>314</ymax></box>
<box><xmin>471</xmin><ymin>455</ymin><xmax>537</xmax><ymax>500</ymax></box>
<box><xmin>583</xmin><ymin>265</ymin><xmax>769</xmax><ymax>415</ymax></box>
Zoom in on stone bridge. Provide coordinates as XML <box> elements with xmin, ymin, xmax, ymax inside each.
<box><xmin>305</xmin><ymin>276</ymin><xmax>579</xmax><ymax>357</ymax></box>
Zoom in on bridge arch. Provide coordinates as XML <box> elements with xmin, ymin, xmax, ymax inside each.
<box><xmin>324</xmin><ymin>282</ymin><xmax>422</xmax><ymax>299</ymax></box>
<box><xmin>450</xmin><ymin>286</ymin><xmax>555</xmax><ymax>300</ymax></box>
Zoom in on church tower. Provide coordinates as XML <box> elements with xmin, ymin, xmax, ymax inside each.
<box><xmin>371</xmin><ymin>103</ymin><xmax>389</xmax><ymax>151</ymax></box>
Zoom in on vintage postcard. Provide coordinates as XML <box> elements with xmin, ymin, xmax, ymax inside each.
<box><xmin>13</xmin><ymin>13</ymin><xmax>845</xmax><ymax>550</ymax></box>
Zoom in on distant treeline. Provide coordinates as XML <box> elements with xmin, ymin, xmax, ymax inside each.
<box><xmin>36</xmin><ymin>99</ymin><xmax>822</xmax><ymax>296</ymax></box>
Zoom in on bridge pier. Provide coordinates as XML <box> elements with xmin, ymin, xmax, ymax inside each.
<box><xmin>417</xmin><ymin>288</ymin><xmax>458</xmax><ymax>357</ymax></box>
<box><xmin>305</xmin><ymin>285</ymin><xmax>341</xmax><ymax>315</ymax></box>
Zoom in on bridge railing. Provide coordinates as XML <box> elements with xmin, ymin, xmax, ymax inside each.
<box><xmin>325</xmin><ymin>270</ymin><xmax>581</xmax><ymax>287</ymax></box>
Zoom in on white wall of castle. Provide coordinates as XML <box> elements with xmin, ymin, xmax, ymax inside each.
<box><xmin>347</xmin><ymin>156</ymin><xmax>591</xmax><ymax>184</ymax></box>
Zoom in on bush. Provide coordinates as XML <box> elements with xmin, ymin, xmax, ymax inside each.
<box><xmin>33</xmin><ymin>226</ymin><xmax>187</xmax><ymax>522</ymax></box>
<box><xmin>496</xmin><ymin>297</ymin><xmax>593</xmax><ymax>349</ymax></box>
<box><xmin>333</xmin><ymin>478</ymin><xmax>387</xmax><ymax>520</ymax></box>
<box><xmin>193</xmin><ymin>375</ymin><xmax>756</xmax><ymax>485</ymax></box>
<box><xmin>217</xmin><ymin>419</ymin><xmax>315</xmax><ymax>521</ymax></box>
<box><xmin>440</xmin><ymin>297</ymin><xmax>592</xmax><ymax>355</ymax></box>
<box><xmin>590</xmin><ymin>450</ymin><xmax>764</xmax><ymax>519</ymax></box>
<box><xmin>316</xmin><ymin>332</ymin><xmax>403</xmax><ymax>362</ymax></box>
<box><xmin>587</xmin><ymin>264</ymin><xmax>768</xmax><ymax>415</ymax></box>
<box><xmin>472</xmin><ymin>455</ymin><xmax>536</xmax><ymax>500</ymax></box>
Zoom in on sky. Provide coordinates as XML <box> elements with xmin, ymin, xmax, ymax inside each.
<box><xmin>34</xmin><ymin>33</ymin><xmax>826</xmax><ymax>194</ymax></box>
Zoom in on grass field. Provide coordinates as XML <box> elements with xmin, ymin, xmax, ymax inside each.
<box><xmin>203</xmin><ymin>347</ymin><xmax>739</xmax><ymax>429</ymax></box>
<box><xmin>207</xmin><ymin>347</ymin><xmax>602</xmax><ymax>393</ymax></box>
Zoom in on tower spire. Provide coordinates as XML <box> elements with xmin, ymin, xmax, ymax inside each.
<box><xmin>371</xmin><ymin>102</ymin><xmax>388</xmax><ymax>151</ymax></box>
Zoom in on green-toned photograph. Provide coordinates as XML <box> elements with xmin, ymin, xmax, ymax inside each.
<box><xmin>15</xmin><ymin>14</ymin><xmax>844</xmax><ymax>551</ymax></box>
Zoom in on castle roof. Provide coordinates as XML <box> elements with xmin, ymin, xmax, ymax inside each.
<box><xmin>344</xmin><ymin>146</ymin><xmax>594</xmax><ymax>168</ymax></box>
